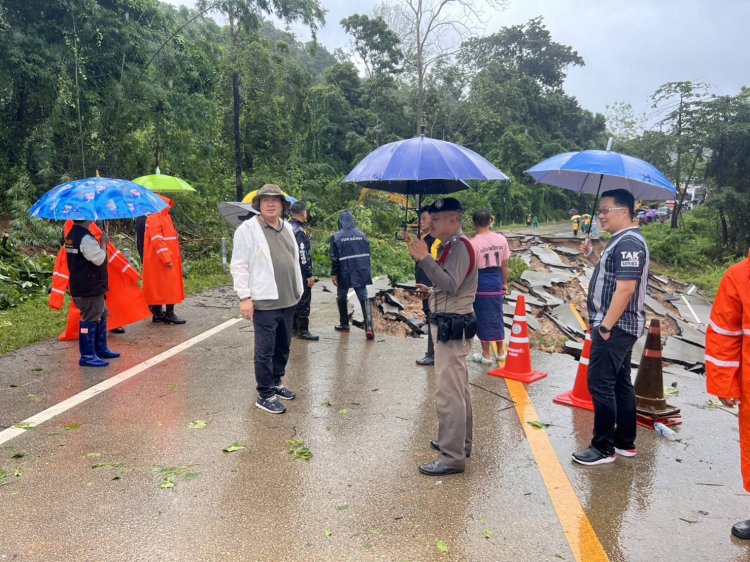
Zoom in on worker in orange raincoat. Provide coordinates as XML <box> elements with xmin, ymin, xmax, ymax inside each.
<box><xmin>136</xmin><ymin>195</ymin><xmax>186</xmax><ymax>324</ymax></box>
<box><xmin>705</xmin><ymin>251</ymin><xmax>750</xmax><ymax>540</ymax></box>
<box><xmin>50</xmin><ymin>221</ymin><xmax>151</xmax><ymax>341</ymax></box>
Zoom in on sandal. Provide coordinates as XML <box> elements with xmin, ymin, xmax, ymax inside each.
<box><xmin>470</xmin><ymin>353</ymin><xmax>492</xmax><ymax>365</ymax></box>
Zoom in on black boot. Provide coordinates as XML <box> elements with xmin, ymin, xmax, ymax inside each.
<box><xmin>297</xmin><ymin>318</ymin><xmax>319</xmax><ymax>341</ymax></box>
<box><xmin>95</xmin><ymin>317</ymin><xmax>120</xmax><ymax>359</ymax></box>
<box><xmin>360</xmin><ymin>298</ymin><xmax>374</xmax><ymax>340</ymax></box>
<box><xmin>417</xmin><ymin>319</ymin><xmax>435</xmax><ymax>365</ymax></box>
<box><xmin>79</xmin><ymin>322</ymin><xmax>108</xmax><ymax>367</ymax></box>
<box><xmin>162</xmin><ymin>305</ymin><xmax>186</xmax><ymax>324</ymax></box>
<box><xmin>334</xmin><ymin>300</ymin><xmax>350</xmax><ymax>332</ymax></box>
<box><xmin>150</xmin><ymin>305</ymin><xmax>165</xmax><ymax>323</ymax></box>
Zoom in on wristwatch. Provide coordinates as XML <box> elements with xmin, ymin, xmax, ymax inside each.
<box><xmin>598</xmin><ymin>324</ymin><xmax>611</xmax><ymax>334</ymax></box>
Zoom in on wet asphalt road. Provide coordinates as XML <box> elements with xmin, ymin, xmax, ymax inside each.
<box><xmin>1</xmin><ymin>282</ymin><xmax>748</xmax><ymax>561</ymax></box>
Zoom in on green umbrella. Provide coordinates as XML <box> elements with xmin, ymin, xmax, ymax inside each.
<box><xmin>132</xmin><ymin>169</ymin><xmax>196</xmax><ymax>193</ymax></box>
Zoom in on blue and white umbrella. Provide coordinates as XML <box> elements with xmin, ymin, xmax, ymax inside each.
<box><xmin>29</xmin><ymin>177</ymin><xmax>168</xmax><ymax>221</ymax></box>
<box><xmin>526</xmin><ymin>150</ymin><xmax>676</xmax><ymax>202</ymax></box>
<box><xmin>343</xmin><ymin>134</ymin><xmax>509</xmax><ymax>195</ymax></box>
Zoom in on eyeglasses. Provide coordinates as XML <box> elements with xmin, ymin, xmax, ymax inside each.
<box><xmin>596</xmin><ymin>207</ymin><xmax>627</xmax><ymax>215</ymax></box>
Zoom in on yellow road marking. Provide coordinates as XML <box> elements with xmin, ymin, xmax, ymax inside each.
<box><xmin>506</xmin><ymin>379</ymin><xmax>609</xmax><ymax>562</ymax></box>
<box><xmin>569</xmin><ymin>303</ymin><xmax>588</xmax><ymax>331</ymax></box>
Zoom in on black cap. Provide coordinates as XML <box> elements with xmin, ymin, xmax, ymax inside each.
<box><xmin>428</xmin><ymin>197</ymin><xmax>464</xmax><ymax>214</ymax></box>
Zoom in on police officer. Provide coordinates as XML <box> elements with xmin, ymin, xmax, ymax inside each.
<box><xmin>290</xmin><ymin>201</ymin><xmax>319</xmax><ymax>341</ymax></box>
<box><xmin>406</xmin><ymin>198</ymin><xmax>478</xmax><ymax>476</ymax></box>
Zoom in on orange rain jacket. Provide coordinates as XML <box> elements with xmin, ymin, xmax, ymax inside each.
<box><xmin>49</xmin><ymin>221</ymin><xmax>151</xmax><ymax>340</ymax></box>
<box><xmin>705</xmin><ymin>251</ymin><xmax>750</xmax><ymax>490</ymax></box>
<box><xmin>142</xmin><ymin>195</ymin><xmax>185</xmax><ymax>306</ymax></box>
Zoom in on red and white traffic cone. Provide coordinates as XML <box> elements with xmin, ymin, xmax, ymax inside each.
<box><xmin>487</xmin><ymin>295</ymin><xmax>548</xmax><ymax>384</ymax></box>
<box><xmin>553</xmin><ymin>330</ymin><xmax>594</xmax><ymax>411</ymax></box>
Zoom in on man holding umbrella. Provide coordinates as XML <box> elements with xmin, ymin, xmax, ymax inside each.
<box><xmin>574</xmin><ymin>189</ymin><xmax>650</xmax><ymax>465</ymax></box>
<box><xmin>64</xmin><ymin>221</ymin><xmax>121</xmax><ymax>367</ymax></box>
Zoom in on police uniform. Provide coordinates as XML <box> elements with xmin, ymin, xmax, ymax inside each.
<box><xmin>416</xmin><ymin>198</ymin><xmax>478</xmax><ymax>475</ymax></box>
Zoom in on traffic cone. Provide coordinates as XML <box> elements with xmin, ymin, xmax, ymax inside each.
<box><xmin>487</xmin><ymin>295</ymin><xmax>548</xmax><ymax>383</ymax></box>
<box><xmin>553</xmin><ymin>330</ymin><xmax>594</xmax><ymax>411</ymax></box>
<box><xmin>634</xmin><ymin>319</ymin><xmax>681</xmax><ymax>427</ymax></box>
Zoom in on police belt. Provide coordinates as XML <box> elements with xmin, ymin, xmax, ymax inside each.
<box><xmin>431</xmin><ymin>312</ymin><xmax>477</xmax><ymax>342</ymax></box>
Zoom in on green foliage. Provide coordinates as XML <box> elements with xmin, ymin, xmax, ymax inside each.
<box><xmin>507</xmin><ymin>256</ymin><xmax>528</xmax><ymax>285</ymax></box>
<box><xmin>641</xmin><ymin>206</ymin><xmax>733</xmax><ymax>294</ymax></box>
<box><xmin>0</xmin><ymin>294</ymin><xmax>68</xmax><ymax>354</ymax></box>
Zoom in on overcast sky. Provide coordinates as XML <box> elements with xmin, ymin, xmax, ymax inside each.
<box><xmin>165</xmin><ymin>0</ymin><xmax>747</xmax><ymax>124</ymax></box>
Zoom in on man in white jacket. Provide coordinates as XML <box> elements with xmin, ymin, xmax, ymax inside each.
<box><xmin>230</xmin><ymin>184</ymin><xmax>303</xmax><ymax>414</ymax></box>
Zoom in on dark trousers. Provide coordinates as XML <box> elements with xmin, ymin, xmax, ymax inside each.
<box><xmin>587</xmin><ymin>327</ymin><xmax>638</xmax><ymax>455</ymax></box>
<box><xmin>72</xmin><ymin>295</ymin><xmax>107</xmax><ymax>323</ymax></box>
<box><xmin>252</xmin><ymin>306</ymin><xmax>295</xmax><ymax>398</ymax></box>
<box><xmin>336</xmin><ymin>286</ymin><xmax>367</xmax><ymax>302</ymax></box>
<box><xmin>293</xmin><ymin>284</ymin><xmax>312</xmax><ymax>327</ymax></box>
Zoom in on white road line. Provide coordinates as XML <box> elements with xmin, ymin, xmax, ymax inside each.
<box><xmin>0</xmin><ymin>317</ymin><xmax>243</xmax><ymax>446</ymax></box>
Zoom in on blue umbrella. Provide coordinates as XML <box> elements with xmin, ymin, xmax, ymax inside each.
<box><xmin>526</xmin><ymin>150</ymin><xmax>676</xmax><ymax>202</ymax></box>
<box><xmin>29</xmin><ymin>177</ymin><xmax>168</xmax><ymax>221</ymax></box>
<box><xmin>342</xmin><ymin>134</ymin><xmax>509</xmax><ymax>195</ymax></box>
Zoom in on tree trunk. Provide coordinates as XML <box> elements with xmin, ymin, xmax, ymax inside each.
<box><xmin>230</xmin><ymin>16</ymin><xmax>243</xmax><ymax>202</ymax></box>
<box><xmin>671</xmin><ymin>147</ymin><xmax>701</xmax><ymax>229</ymax></box>
<box><xmin>719</xmin><ymin>207</ymin><xmax>729</xmax><ymax>247</ymax></box>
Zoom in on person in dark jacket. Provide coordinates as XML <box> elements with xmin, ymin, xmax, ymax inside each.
<box><xmin>290</xmin><ymin>201</ymin><xmax>319</xmax><ymax>341</ymax></box>
<box><xmin>416</xmin><ymin>207</ymin><xmax>439</xmax><ymax>366</ymax></box>
<box><xmin>65</xmin><ymin>220</ymin><xmax>120</xmax><ymax>367</ymax></box>
<box><xmin>331</xmin><ymin>210</ymin><xmax>374</xmax><ymax>340</ymax></box>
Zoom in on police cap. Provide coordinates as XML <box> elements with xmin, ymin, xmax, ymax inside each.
<box><xmin>427</xmin><ymin>197</ymin><xmax>464</xmax><ymax>214</ymax></box>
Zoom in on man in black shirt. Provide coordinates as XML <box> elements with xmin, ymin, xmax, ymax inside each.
<box><xmin>573</xmin><ymin>189</ymin><xmax>649</xmax><ymax>466</ymax></box>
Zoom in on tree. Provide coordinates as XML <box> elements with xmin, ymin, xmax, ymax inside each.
<box><xmin>651</xmin><ymin>81</ymin><xmax>709</xmax><ymax>228</ymax></box>
<box><xmin>605</xmin><ymin>102</ymin><xmax>645</xmax><ymax>141</ymax></box>
<box><xmin>198</xmin><ymin>0</ymin><xmax>324</xmax><ymax>201</ymax></box>
<box><xmin>382</xmin><ymin>0</ymin><xmax>508</xmax><ymax>134</ymax></box>
<box><xmin>460</xmin><ymin>17</ymin><xmax>584</xmax><ymax>90</ymax></box>
<box><xmin>340</xmin><ymin>14</ymin><xmax>403</xmax><ymax>78</ymax></box>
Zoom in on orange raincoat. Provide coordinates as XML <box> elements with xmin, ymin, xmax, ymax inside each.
<box><xmin>142</xmin><ymin>195</ymin><xmax>185</xmax><ymax>305</ymax></box>
<box><xmin>706</xmin><ymin>251</ymin><xmax>750</xmax><ymax>490</ymax></box>
<box><xmin>49</xmin><ymin>221</ymin><xmax>151</xmax><ymax>340</ymax></box>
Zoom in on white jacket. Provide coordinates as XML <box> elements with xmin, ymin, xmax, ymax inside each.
<box><xmin>230</xmin><ymin>217</ymin><xmax>302</xmax><ymax>301</ymax></box>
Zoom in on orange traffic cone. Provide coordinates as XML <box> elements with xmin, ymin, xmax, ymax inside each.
<box><xmin>553</xmin><ymin>330</ymin><xmax>594</xmax><ymax>411</ymax></box>
<box><xmin>634</xmin><ymin>319</ymin><xmax>681</xmax><ymax>428</ymax></box>
<box><xmin>487</xmin><ymin>295</ymin><xmax>548</xmax><ymax>383</ymax></box>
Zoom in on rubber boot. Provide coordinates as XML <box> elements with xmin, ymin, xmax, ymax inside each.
<box><xmin>162</xmin><ymin>304</ymin><xmax>186</xmax><ymax>324</ymax></box>
<box><xmin>150</xmin><ymin>305</ymin><xmax>165</xmax><ymax>323</ymax></box>
<box><xmin>334</xmin><ymin>300</ymin><xmax>350</xmax><ymax>332</ymax></box>
<box><xmin>79</xmin><ymin>322</ymin><xmax>108</xmax><ymax>367</ymax></box>
<box><xmin>95</xmin><ymin>317</ymin><xmax>120</xmax><ymax>359</ymax></box>
<box><xmin>361</xmin><ymin>299</ymin><xmax>375</xmax><ymax>340</ymax></box>
<box><xmin>297</xmin><ymin>318</ymin><xmax>319</xmax><ymax>341</ymax></box>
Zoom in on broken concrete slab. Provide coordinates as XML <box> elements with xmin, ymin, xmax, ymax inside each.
<box><xmin>564</xmin><ymin>340</ymin><xmax>584</xmax><ymax>359</ymax></box>
<box><xmin>521</xmin><ymin>269</ymin><xmax>575</xmax><ymax>288</ymax></box>
<box><xmin>529</xmin><ymin>287</ymin><xmax>564</xmax><ymax>307</ymax></box>
<box><xmin>651</xmin><ymin>274</ymin><xmax>670</xmax><ymax>285</ymax></box>
<box><xmin>672</xmin><ymin>293</ymin><xmax>711</xmax><ymax>325</ymax></box>
<box><xmin>550</xmin><ymin>303</ymin><xmax>587</xmax><ymax>337</ymax></box>
<box><xmin>382</xmin><ymin>292</ymin><xmax>404</xmax><ymax>310</ymax></box>
<box><xmin>645</xmin><ymin>295</ymin><xmax>669</xmax><ymax>316</ymax></box>
<box><xmin>505</xmin><ymin>291</ymin><xmax>546</xmax><ymax>307</ymax></box>
<box><xmin>669</xmin><ymin>315</ymin><xmax>706</xmax><ymax>348</ymax></box>
<box><xmin>530</xmin><ymin>245</ymin><xmax>569</xmax><ymax>268</ymax></box>
<box><xmin>578</xmin><ymin>267</ymin><xmax>594</xmax><ymax>295</ymax></box>
<box><xmin>553</xmin><ymin>245</ymin><xmax>580</xmax><ymax>257</ymax></box>
<box><xmin>371</xmin><ymin>276</ymin><xmax>392</xmax><ymax>292</ymax></box>
<box><xmin>663</xmin><ymin>336</ymin><xmax>706</xmax><ymax>368</ymax></box>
